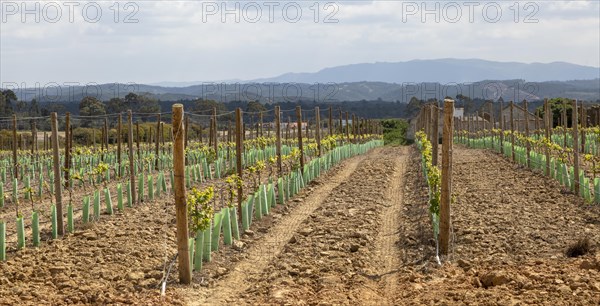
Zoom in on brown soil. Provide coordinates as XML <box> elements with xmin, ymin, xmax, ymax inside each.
<box><xmin>2</xmin><ymin>144</ymin><xmax>600</xmax><ymax>306</ymax></box>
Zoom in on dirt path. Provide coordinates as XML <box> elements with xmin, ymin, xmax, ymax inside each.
<box><xmin>183</xmin><ymin>152</ymin><xmax>368</xmax><ymax>305</ymax></box>
<box><xmin>201</xmin><ymin>146</ymin><xmax>407</xmax><ymax>306</ymax></box>
<box><xmin>396</xmin><ymin>145</ymin><xmax>600</xmax><ymax>305</ymax></box>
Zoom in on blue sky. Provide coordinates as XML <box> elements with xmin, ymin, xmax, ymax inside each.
<box><xmin>1</xmin><ymin>0</ymin><xmax>599</xmax><ymax>85</ymax></box>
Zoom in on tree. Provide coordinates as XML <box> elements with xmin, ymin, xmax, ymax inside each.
<box><xmin>106</xmin><ymin>97</ymin><xmax>127</xmax><ymax>113</ymax></box>
<box><xmin>79</xmin><ymin>96</ymin><xmax>106</xmax><ymax>116</ymax></box>
<box><xmin>246</xmin><ymin>100</ymin><xmax>266</xmax><ymax>113</ymax></box>
<box><xmin>193</xmin><ymin>98</ymin><xmax>231</xmax><ymax>122</ymax></box>
<box><xmin>536</xmin><ymin>98</ymin><xmax>573</xmax><ymax>128</ymax></box>
<box><xmin>29</xmin><ymin>99</ymin><xmax>40</xmax><ymax>117</ymax></box>
<box><xmin>123</xmin><ymin>92</ymin><xmax>160</xmax><ymax>114</ymax></box>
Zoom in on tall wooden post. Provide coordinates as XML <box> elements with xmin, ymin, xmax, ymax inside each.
<box><xmin>185</xmin><ymin>115</ymin><xmax>189</xmax><ymax>149</ymax></box>
<box><xmin>524</xmin><ymin>100</ymin><xmax>531</xmax><ymax>168</ymax></box>
<box><xmin>345</xmin><ymin>112</ymin><xmax>350</xmax><ymax>142</ymax></box>
<box><xmin>64</xmin><ymin>112</ymin><xmax>71</xmax><ymax>189</ymax></box>
<box><xmin>172</xmin><ymin>104</ymin><xmax>191</xmax><ymax>284</ymax></box>
<box><xmin>51</xmin><ymin>113</ymin><xmax>64</xmax><ymax>236</ymax></box>
<box><xmin>572</xmin><ymin>100</ymin><xmax>580</xmax><ymax>193</ymax></box>
<box><xmin>213</xmin><ymin>107</ymin><xmax>218</xmax><ymax>157</ymax></box>
<box><xmin>581</xmin><ymin>105</ymin><xmax>586</xmax><ymax>153</ymax></box>
<box><xmin>544</xmin><ymin>99</ymin><xmax>551</xmax><ymax>176</ymax></box>
<box><xmin>124</xmin><ymin>111</ymin><xmax>136</xmax><ymax>206</ymax></box>
<box><xmin>235</xmin><ymin>108</ymin><xmax>244</xmax><ymax>220</ymax></box>
<box><xmin>117</xmin><ymin>113</ymin><xmax>122</xmax><ymax>176</ymax></box>
<box><xmin>155</xmin><ymin>114</ymin><xmax>161</xmax><ymax>170</ymax></box>
<box><xmin>12</xmin><ymin>114</ymin><xmax>17</xmax><ymax>179</ymax></box>
<box><xmin>328</xmin><ymin>106</ymin><xmax>333</xmax><ymax>136</ymax></box>
<box><xmin>136</xmin><ymin>121</ymin><xmax>140</xmax><ymax>161</ymax></box>
<box><xmin>499</xmin><ymin>99</ymin><xmax>504</xmax><ymax>149</ymax></box>
<box><xmin>338</xmin><ymin>109</ymin><xmax>343</xmax><ymax>135</ymax></box>
<box><xmin>297</xmin><ymin>106</ymin><xmax>304</xmax><ymax>170</ymax></box>
<box><xmin>509</xmin><ymin>101</ymin><xmax>515</xmax><ymax>161</ymax></box>
<box><xmin>275</xmin><ymin>106</ymin><xmax>282</xmax><ymax>175</ymax></box>
<box><xmin>315</xmin><ymin>107</ymin><xmax>322</xmax><ymax>156</ymax></box>
<box><xmin>440</xmin><ymin>99</ymin><xmax>454</xmax><ymax>255</ymax></box>
<box><xmin>562</xmin><ymin>99</ymin><xmax>567</xmax><ymax>147</ymax></box>
<box><xmin>432</xmin><ymin>105</ymin><xmax>439</xmax><ymax>166</ymax></box>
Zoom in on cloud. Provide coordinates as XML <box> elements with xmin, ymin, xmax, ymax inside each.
<box><xmin>1</xmin><ymin>0</ymin><xmax>598</xmax><ymax>85</ymax></box>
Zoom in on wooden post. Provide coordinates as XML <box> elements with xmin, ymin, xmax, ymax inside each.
<box><xmin>185</xmin><ymin>115</ymin><xmax>189</xmax><ymax>149</ymax></box>
<box><xmin>297</xmin><ymin>106</ymin><xmax>304</xmax><ymax>170</ymax></box>
<box><xmin>510</xmin><ymin>101</ymin><xmax>515</xmax><ymax>162</ymax></box>
<box><xmin>213</xmin><ymin>107</ymin><xmax>218</xmax><ymax>157</ymax></box>
<box><xmin>104</xmin><ymin>117</ymin><xmax>109</xmax><ymax>152</ymax></box>
<box><xmin>172</xmin><ymin>104</ymin><xmax>191</xmax><ymax>284</ymax></box>
<box><xmin>136</xmin><ymin>121</ymin><xmax>141</xmax><ymax>161</ymax></box>
<box><xmin>51</xmin><ymin>112</ymin><xmax>64</xmax><ymax>236</ymax></box>
<box><xmin>329</xmin><ymin>106</ymin><xmax>333</xmax><ymax>136</ymax></box>
<box><xmin>155</xmin><ymin>114</ymin><xmax>161</xmax><ymax>170</ymax></box>
<box><xmin>440</xmin><ymin>99</ymin><xmax>454</xmax><ymax>255</ymax></box>
<box><xmin>12</xmin><ymin>114</ymin><xmax>17</xmax><ymax>180</ymax></box>
<box><xmin>259</xmin><ymin>111</ymin><xmax>263</xmax><ymax>137</ymax></box>
<box><xmin>64</xmin><ymin>112</ymin><xmax>71</xmax><ymax>191</ymax></box>
<box><xmin>315</xmin><ymin>107</ymin><xmax>322</xmax><ymax>156</ymax></box>
<box><xmin>235</xmin><ymin>108</ymin><xmax>244</xmax><ymax>220</ymax></box>
<box><xmin>117</xmin><ymin>113</ymin><xmax>122</xmax><ymax>176</ymax></box>
<box><xmin>128</xmin><ymin>110</ymin><xmax>137</xmax><ymax>205</ymax></box>
<box><xmin>345</xmin><ymin>112</ymin><xmax>350</xmax><ymax>142</ymax></box>
<box><xmin>499</xmin><ymin>99</ymin><xmax>504</xmax><ymax>148</ymax></box>
<box><xmin>524</xmin><ymin>100</ymin><xmax>531</xmax><ymax>168</ymax></box>
<box><xmin>432</xmin><ymin>105</ymin><xmax>439</xmax><ymax>166</ymax></box>
<box><xmin>544</xmin><ymin>99</ymin><xmax>551</xmax><ymax>176</ymax></box>
<box><xmin>31</xmin><ymin>121</ymin><xmax>36</xmax><ymax>156</ymax></box>
<box><xmin>581</xmin><ymin>104</ymin><xmax>586</xmax><ymax>153</ymax></box>
<box><xmin>562</xmin><ymin>99</ymin><xmax>567</xmax><ymax>147</ymax></box>
<box><xmin>573</xmin><ymin>100</ymin><xmax>580</xmax><ymax>193</ymax></box>
<box><xmin>275</xmin><ymin>106</ymin><xmax>282</xmax><ymax>175</ymax></box>
<box><xmin>338</xmin><ymin>109</ymin><xmax>343</xmax><ymax>135</ymax></box>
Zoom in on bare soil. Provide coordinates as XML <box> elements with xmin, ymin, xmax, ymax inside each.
<box><xmin>2</xmin><ymin>145</ymin><xmax>600</xmax><ymax>306</ymax></box>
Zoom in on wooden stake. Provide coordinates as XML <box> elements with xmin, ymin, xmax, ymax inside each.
<box><xmin>185</xmin><ymin>115</ymin><xmax>189</xmax><ymax>149</ymax></box>
<box><xmin>544</xmin><ymin>99</ymin><xmax>551</xmax><ymax>176</ymax></box>
<box><xmin>235</xmin><ymin>108</ymin><xmax>244</xmax><ymax>220</ymax></box>
<box><xmin>328</xmin><ymin>106</ymin><xmax>333</xmax><ymax>136</ymax></box>
<box><xmin>440</xmin><ymin>99</ymin><xmax>454</xmax><ymax>255</ymax></box>
<box><xmin>275</xmin><ymin>106</ymin><xmax>282</xmax><ymax>175</ymax></box>
<box><xmin>573</xmin><ymin>99</ymin><xmax>580</xmax><ymax>193</ymax></box>
<box><xmin>432</xmin><ymin>105</ymin><xmax>439</xmax><ymax>166</ymax></box>
<box><xmin>12</xmin><ymin>114</ymin><xmax>17</xmax><ymax>180</ymax></box>
<box><xmin>128</xmin><ymin>110</ymin><xmax>137</xmax><ymax>205</ymax></box>
<box><xmin>297</xmin><ymin>106</ymin><xmax>304</xmax><ymax>170</ymax></box>
<box><xmin>172</xmin><ymin>104</ymin><xmax>191</xmax><ymax>284</ymax></box>
<box><xmin>510</xmin><ymin>101</ymin><xmax>515</xmax><ymax>162</ymax></box>
<box><xmin>51</xmin><ymin>112</ymin><xmax>64</xmax><ymax>236</ymax></box>
<box><xmin>155</xmin><ymin>114</ymin><xmax>161</xmax><ymax>171</ymax></box>
<box><xmin>213</xmin><ymin>107</ymin><xmax>218</xmax><ymax>157</ymax></box>
<box><xmin>315</xmin><ymin>107</ymin><xmax>321</xmax><ymax>156</ymax></box>
<box><xmin>524</xmin><ymin>100</ymin><xmax>531</xmax><ymax>168</ymax></box>
<box><xmin>117</xmin><ymin>113</ymin><xmax>122</xmax><ymax>176</ymax></box>
<box><xmin>64</xmin><ymin>112</ymin><xmax>71</xmax><ymax>190</ymax></box>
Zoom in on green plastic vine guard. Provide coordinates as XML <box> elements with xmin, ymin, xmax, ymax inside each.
<box><xmin>194</xmin><ymin>230</ymin><xmax>204</xmax><ymax>271</ymax></box>
<box><xmin>211</xmin><ymin>212</ymin><xmax>223</xmax><ymax>251</ymax></box>
<box><xmin>222</xmin><ymin>207</ymin><xmax>232</xmax><ymax>245</ymax></box>
<box><xmin>188</xmin><ymin>238</ymin><xmax>195</xmax><ymax>272</ymax></box>
<box><xmin>32</xmin><ymin>211</ymin><xmax>40</xmax><ymax>247</ymax></box>
<box><xmin>595</xmin><ymin>178</ymin><xmax>600</xmax><ymax>204</ymax></box>
<box><xmin>117</xmin><ymin>183</ymin><xmax>124</xmax><ymax>211</ymax></box>
<box><xmin>138</xmin><ymin>173</ymin><xmax>144</xmax><ymax>203</ymax></box>
<box><xmin>254</xmin><ymin>191</ymin><xmax>262</xmax><ymax>220</ymax></box>
<box><xmin>0</xmin><ymin>185</ymin><xmax>4</xmax><ymax>208</ymax></box>
<box><xmin>185</xmin><ymin>166</ymin><xmax>191</xmax><ymax>188</ymax></box>
<box><xmin>37</xmin><ymin>174</ymin><xmax>43</xmax><ymax>197</ymax></box>
<box><xmin>203</xmin><ymin>226</ymin><xmax>211</xmax><ymax>262</ymax></box>
<box><xmin>230</xmin><ymin>207</ymin><xmax>240</xmax><ymax>240</ymax></box>
<box><xmin>161</xmin><ymin>173</ymin><xmax>167</xmax><ymax>193</ymax></box>
<box><xmin>0</xmin><ymin>221</ymin><xmax>5</xmax><ymax>261</ymax></box>
<box><xmin>269</xmin><ymin>184</ymin><xmax>276</xmax><ymax>208</ymax></box>
<box><xmin>148</xmin><ymin>175</ymin><xmax>154</xmax><ymax>201</ymax></box>
<box><xmin>105</xmin><ymin>188</ymin><xmax>113</xmax><ymax>215</ymax></box>
<box><xmin>126</xmin><ymin>181</ymin><xmax>133</xmax><ymax>208</ymax></box>
<box><xmin>67</xmin><ymin>204</ymin><xmax>74</xmax><ymax>233</ymax></box>
<box><xmin>51</xmin><ymin>205</ymin><xmax>57</xmax><ymax>239</ymax></box>
<box><xmin>94</xmin><ymin>190</ymin><xmax>101</xmax><ymax>220</ymax></box>
<box><xmin>82</xmin><ymin>196</ymin><xmax>90</xmax><ymax>223</ymax></box>
<box><xmin>261</xmin><ymin>185</ymin><xmax>269</xmax><ymax>215</ymax></box>
<box><xmin>241</xmin><ymin>201</ymin><xmax>249</xmax><ymax>231</ymax></box>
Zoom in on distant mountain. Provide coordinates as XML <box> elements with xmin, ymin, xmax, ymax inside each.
<box><xmin>10</xmin><ymin>79</ymin><xmax>599</xmax><ymax>103</ymax></box>
<box><xmin>252</xmin><ymin>59</ymin><xmax>600</xmax><ymax>83</ymax></box>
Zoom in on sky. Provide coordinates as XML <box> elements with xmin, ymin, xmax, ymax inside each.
<box><xmin>1</xmin><ymin>0</ymin><xmax>599</xmax><ymax>86</ymax></box>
